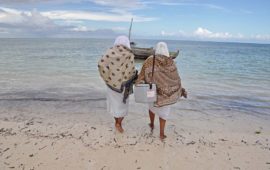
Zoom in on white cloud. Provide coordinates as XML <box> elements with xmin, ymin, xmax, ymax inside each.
<box><xmin>41</xmin><ymin>10</ymin><xmax>156</xmax><ymax>22</ymax></box>
<box><xmin>194</xmin><ymin>27</ymin><xmax>233</xmax><ymax>39</ymax></box>
<box><xmin>161</xmin><ymin>29</ymin><xmax>187</xmax><ymax>37</ymax></box>
<box><xmin>112</xmin><ymin>27</ymin><xmax>127</xmax><ymax>31</ymax></box>
<box><xmin>0</xmin><ymin>0</ymin><xmax>146</xmax><ymax>9</ymax></box>
<box><xmin>155</xmin><ymin>2</ymin><xmax>228</xmax><ymax>12</ymax></box>
<box><xmin>0</xmin><ymin>6</ymin><xmax>156</xmax><ymax>37</ymax></box>
<box><xmin>89</xmin><ymin>0</ymin><xmax>145</xmax><ymax>9</ymax></box>
<box><xmin>0</xmin><ymin>7</ymin><xmax>122</xmax><ymax>37</ymax></box>
<box><xmin>253</xmin><ymin>34</ymin><xmax>270</xmax><ymax>41</ymax></box>
<box><xmin>158</xmin><ymin>27</ymin><xmax>270</xmax><ymax>43</ymax></box>
<box><xmin>0</xmin><ymin>7</ymin><xmax>60</xmax><ymax>32</ymax></box>
<box><xmin>72</xmin><ymin>25</ymin><xmax>94</xmax><ymax>32</ymax></box>
<box><xmin>161</xmin><ymin>30</ymin><xmax>175</xmax><ymax>36</ymax></box>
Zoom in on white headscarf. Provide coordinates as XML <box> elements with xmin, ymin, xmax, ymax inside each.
<box><xmin>155</xmin><ymin>42</ymin><xmax>170</xmax><ymax>57</ymax></box>
<box><xmin>114</xmin><ymin>35</ymin><xmax>131</xmax><ymax>49</ymax></box>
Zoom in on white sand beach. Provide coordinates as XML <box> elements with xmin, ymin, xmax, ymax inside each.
<box><xmin>0</xmin><ymin>96</ymin><xmax>270</xmax><ymax>170</ymax></box>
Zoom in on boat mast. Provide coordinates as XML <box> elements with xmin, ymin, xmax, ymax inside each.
<box><xmin>128</xmin><ymin>18</ymin><xmax>133</xmax><ymax>40</ymax></box>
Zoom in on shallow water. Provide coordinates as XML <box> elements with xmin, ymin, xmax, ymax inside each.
<box><xmin>0</xmin><ymin>38</ymin><xmax>269</xmax><ymax>117</ymax></box>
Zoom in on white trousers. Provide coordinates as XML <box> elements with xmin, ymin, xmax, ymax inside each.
<box><xmin>106</xmin><ymin>87</ymin><xmax>129</xmax><ymax>118</ymax></box>
<box><xmin>149</xmin><ymin>103</ymin><xmax>171</xmax><ymax>120</ymax></box>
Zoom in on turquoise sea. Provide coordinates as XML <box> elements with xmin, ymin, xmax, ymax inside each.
<box><xmin>0</xmin><ymin>38</ymin><xmax>269</xmax><ymax>117</ymax></box>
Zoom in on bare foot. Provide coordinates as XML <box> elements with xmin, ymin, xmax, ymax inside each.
<box><xmin>160</xmin><ymin>135</ymin><xmax>167</xmax><ymax>140</ymax></box>
<box><xmin>148</xmin><ymin>123</ymin><xmax>154</xmax><ymax>131</ymax></box>
<box><xmin>115</xmin><ymin>124</ymin><xmax>124</xmax><ymax>133</ymax></box>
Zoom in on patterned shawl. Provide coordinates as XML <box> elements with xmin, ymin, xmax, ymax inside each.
<box><xmin>98</xmin><ymin>45</ymin><xmax>136</xmax><ymax>92</ymax></box>
<box><xmin>136</xmin><ymin>55</ymin><xmax>182</xmax><ymax>107</ymax></box>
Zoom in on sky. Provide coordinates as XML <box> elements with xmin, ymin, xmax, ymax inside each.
<box><xmin>0</xmin><ymin>0</ymin><xmax>270</xmax><ymax>43</ymax></box>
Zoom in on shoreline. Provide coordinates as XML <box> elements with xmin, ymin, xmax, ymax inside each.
<box><xmin>1</xmin><ymin>99</ymin><xmax>270</xmax><ymax>170</ymax></box>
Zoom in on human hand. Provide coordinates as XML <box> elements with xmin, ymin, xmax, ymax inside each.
<box><xmin>181</xmin><ymin>88</ymin><xmax>187</xmax><ymax>98</ymax></box>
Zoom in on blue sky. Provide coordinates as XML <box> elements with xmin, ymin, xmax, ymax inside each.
<box><xmin>0</xmin><ymin>0</ymin><xmax>269</xmax><ymax>43</ymax></box>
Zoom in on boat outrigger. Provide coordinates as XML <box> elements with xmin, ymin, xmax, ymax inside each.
<box><xmin>131</xmin><ymin>46</ymin><xmax>179</xmax><ymax>59</ymax></box>
<box><xmin>128</xmin><ymin>18</ymin><xmax>180</xmax><ymax>60</ymax></box>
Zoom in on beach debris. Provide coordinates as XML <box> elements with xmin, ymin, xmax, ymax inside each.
<box><xmin>241</xmin><ymin>140</ymin><xmax>247</xmax><ymax>145</ymax></box>
<box><xmin>82</xmin><ymin>130</ymin><xmax>89</xmax><ymax>136</ymax></box>
<box><xmin>29</xmin><ymin>154</ymin><xmax>34</xmax><ymax>157</ymax></box>
<box><xmin>176</xmin><ymin>137</ymin><xmax>184</xmax><ymax>144</ymax></box>
<box><xmin>101</xmin><ymin>166</ymin><xmax>106</xmax><ymax>170</ymax></box>
<box><xmin>137</xmin><ymin>167</ymin><xmax>141</xmax><ymax>169</ymax></box>
<box><xmin>199</xmin><ymin>139</ymin><xmax>206</xmax><ymax>146</ymax></box>
<box><xmin>129</xmin><ymin>141</ymin><xmax>138</xmax><ymax>146</ymax></box>
<box><xmin>38</xmin><ymin>146</ymin><xmax>47</xmax><ymax>150</ymax></box>
<box><xmin>3</xmin><ymin>148</ymin><xmax>10</xmax><ymax>152</ymax></box>
<box><xmin>219</xmin><ymin>138</ymin><xmax>228</xmax><ymax>142</ymax></box>
<box><xmin>5</xmin><ymin>154</ymin><xmax>12</xmax><ymax>159</ymax></box>
<box><xmin>255</xmin><ymin>131</ymin><xmax>261</xmax><ymax>134</ymax></box>
<box><xmin>26</xmin><ymin>121</ymin><xmax>34</xmax><ymax>126</ymax></box>
<box><xmin>18</xmin><ymin>163</ymin><xmax>25</xmax><ymax>169</ymax></box>
<box><xmin>255</xmin><ymin>140</ymin><xmax>262</xmax><ymax>145</ymax></box>
<box><xmin>266</xmin><ymin>162</ymin><xmax>270</xmax><ymax>164</ymax></box>
<box><xmin>0</xmin><ymin>128</ymin><xmax>16</xmax><ymax>136</ymax></box>
<box><xmin>114</xmin><ymin>145</ymin><xmax>121</xmax><ymax>148</ymax></box>
<box><xmin>186</xmin><ymin>141</ymin><xmax>196</xmax><ymax>145</ymax></box>
<box><xmin>91</xmin><ymin>127</ymin><xmax>96</xmax><ymax>130</ymax></box>
<box><xmin>8</xmin><ymin>167</ymin><xmax>15</xmax><ymax>169</ymax></box>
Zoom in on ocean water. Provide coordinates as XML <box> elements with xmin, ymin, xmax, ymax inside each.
<box><xmin>0</xmin><ymin>38</ymin><xmax>269</xmax><ymax>117</ymax></box>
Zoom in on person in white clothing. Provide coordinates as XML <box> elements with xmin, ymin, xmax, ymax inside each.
<box><xmin>136</xmin><ymin>42</ymin><xmax>187</xmax><ymax>139</ymax></box>
<box><xmin>98</xmin><ymin>36</ymin><xmax>137</xmax><ymax>133</ymax></box>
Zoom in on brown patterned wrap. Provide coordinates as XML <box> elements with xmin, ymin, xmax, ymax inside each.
<box><xmin>136</xmin><ymin>55</ymin><xmax>183</xmax><ymax>107</ymax></box>
<box><xmin>98</xmin><ymin>45</ymin><xmax>136</xmax><ymax>93</ymax></box>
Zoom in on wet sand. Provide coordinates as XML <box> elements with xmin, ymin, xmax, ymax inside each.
<box><xmin>0</xmin><ymin>97</ymin><xmax>270</xmax><ymax>170</ymax></box>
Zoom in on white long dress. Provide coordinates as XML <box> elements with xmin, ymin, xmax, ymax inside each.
<box><xmin>149</xmin><ymin>103</ymin><xmax>171</xmax><ymax>120</ymax></box>
<box><xmin>106</xmin><ymin>86</ymin><xmax>129</xmax><ymax>118</ymax></box>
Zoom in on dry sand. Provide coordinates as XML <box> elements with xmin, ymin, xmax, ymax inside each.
<box><xmin>0</xmin><ymin>98</ymin><xmax>270</xmax><ymax>170</ymax></box>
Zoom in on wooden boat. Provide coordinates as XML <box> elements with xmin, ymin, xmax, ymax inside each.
<box><xmin>131</xmin><ymin>46</ymin><xmax>179</xmax><ymax>60</ymax></box>
<box><xmin>128</xmin><ymin>19</ymin><xmax>179</xmax><ymax>60</ymax></box>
